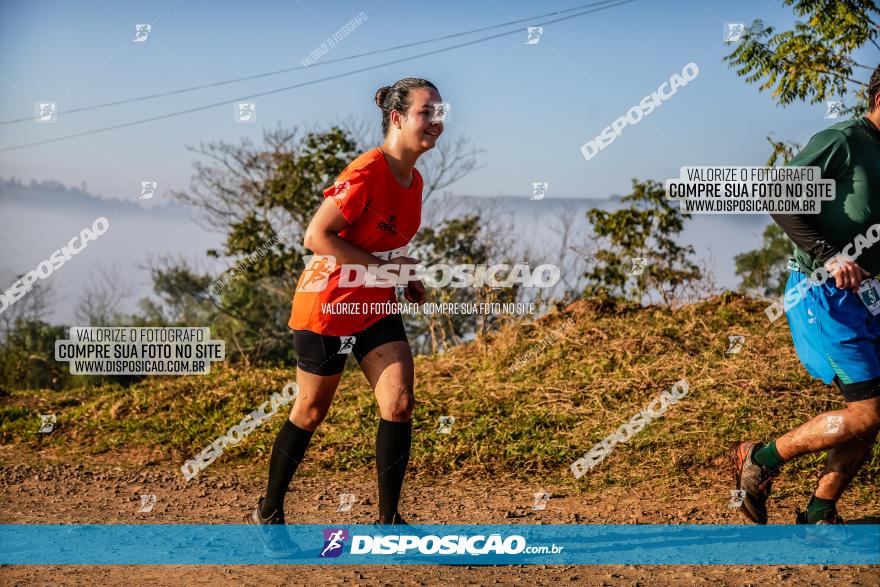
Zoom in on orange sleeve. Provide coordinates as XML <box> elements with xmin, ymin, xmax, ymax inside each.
<box><xmin>324</xmin><ymin>168</ymin><xmax>369</xmax><ymax>225</ymax></box>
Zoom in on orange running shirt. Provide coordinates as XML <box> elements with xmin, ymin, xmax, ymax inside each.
<box><xmin>288</xmin><ymin>147</ymin><xmax>423</xmax><ymax>335</ymax></box>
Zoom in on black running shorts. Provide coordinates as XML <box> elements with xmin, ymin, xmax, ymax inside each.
<box><xmin>293</xmin><ymin>313</ymin><xmax>409</xmax><ymax>376</ymax></box>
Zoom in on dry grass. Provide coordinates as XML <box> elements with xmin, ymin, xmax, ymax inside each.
<box><xmin>1</xmin><ymin>293</ymin><xmax>876</xmax><ymax>502</ymax></box>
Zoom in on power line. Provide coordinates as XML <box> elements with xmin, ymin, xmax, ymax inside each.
<box><xmin>0</xmin><ymin>0</ymin><xmax>638</xmax><ymax>153</ymax></box>
<box><xmin>0</xmin><ymin>0</ymin><xmax>627</xmax><ymax>127</ymax></box>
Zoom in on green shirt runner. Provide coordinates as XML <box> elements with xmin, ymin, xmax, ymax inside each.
<box><xmin>776</xmin><ymin>117</ymin><xmax>880</xmax><ymax>276</ymax></box>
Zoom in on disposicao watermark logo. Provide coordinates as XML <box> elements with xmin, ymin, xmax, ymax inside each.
<box><xmin>181</xmin><ymin>382</ymin><xmax>298</xmax><ymax>480</ymax></box>
<box><xmin>318</xmin><ymin>530</ymin><xmax>562</xmax><ymax>557</ymax></box>
<box><xmin>580</xmin><ymin>62</ymin><xmax>699</xmax><ymax>162</ymax></box>
<box><xmin>571</xmin><ymin>379</ymin><xmax>690</xmax><ymax>478</ymax></box>
<box><xmin>0</xmin><ymin>217</ymin><xmax>110</xmax><ymax>316</ymax></box>
<box><xmin>765</xmin><ymin>223</ymin><xmax>880</xmax><ymax>322</ymax></box>
<box><xmin>296</xmin><ymin>255</ymin><xmax>560</xmax><ymax>291</ymax></box>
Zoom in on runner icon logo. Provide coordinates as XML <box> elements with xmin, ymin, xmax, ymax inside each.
<box><xmin>319</xmin><ymin>528</ymin><xmax>349</xmax><ymax>558</ymax></box>
<box><xmin>297</xmin><ymin>255</ymin><xmax>336</xmax><ymax>292</ymax></box>
<box><xmin>330</xmin><ymin>180</ymin><xmax>350</xmax><ymax>199</ymax></box>
<box><xmin>726</xmin><ymin>335</ymin><xmax>745</xmax><ymax>355</ymax></box>
<box><xmin>824</xmin><ymin>415</ymin><xmax>843</xmax><ymax>434</ymax></box>
<box><xmin>728</xmin><ymin>489</ymin><xmax>746</xmax><ymax>508</ymax></box>
<box><xmin>530</xmin><ymin>182</ymin><xmax>549</xmax><ymax>200</ymax></box>
<box><xmin>628</xmin><ymin>257</ymin><xmax>648</xmax><ymax>276</ymax></box>
<box><xmin>525</xmin><ymin>26</ymin><xmax>543</xmax><ymax>44</ymax></box>
<box><xmin>133</xmin><ymin>24</ymin><xmax>151</xmax><ymax>42</ymax></box>
<box><xmin>532</xmin><ymin>492</ymin><xmax>550</xmax><ymax>511</ymax></box>
<box><xmin>236</xmin><ymin>103</ymin><xmax>256</xmax><ymax>123</ymax></box>
<box><xmin>437</xmin><ymin>415</ymin><xmax>455</xmax><ymax>434</ymax></box>
<box><xmin>38</xmin><ymin>414</ymin><xmax>56</xmax><ymax>434</ymax></box>
<box><xmin>138</xmin><ymin>494</ymin><xmax>157</xmax><ymax>513</ymax></box>
<box><xmin>140</xmin><ymin>181</ymin><xmax>157</xmax><ymax>200</ymax></box>
<box><xmin>338</xmin><ymin>336</ymin><xmax>356</xmax><ymax>355</ymax></box>
<box><xmin>35</xmin><ymin>102</ymin><xmax>57</xmax><ymax>123</ymax></box>
<box><xmin>337</xmin><ymin>493</ymin><xmax>357</xmax><ymax>512</ymax></box>
<box><xmin>724</xmin><ymin>22</ymin><xmax>745</xmax><ymax>43</ymax></box>
<box><xmin>430</xmin><ymin>102</ymin><xmax>450</xmax><ymax>123</ymax></box>
<box><xmin>825</xmin><ymin>101</ymin><xmax>844</xmax><ymax>119</ymax></box>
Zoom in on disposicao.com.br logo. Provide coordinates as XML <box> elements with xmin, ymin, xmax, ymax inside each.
<box><xmin>317</xmin><ymin>529</ymin><xmax>562</xmax><ymax>558</ymax></box>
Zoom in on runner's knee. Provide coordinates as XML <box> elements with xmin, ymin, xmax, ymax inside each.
<box><xmin>846</xmin><ymin>399</ymin><xmax>880</xmax><ymax>432</ymax></box>
<box><xmin>293</xmin><ymin>402</ymin><xmax>331</xmax><ymax>430</ymax></box>
<box><xmin>380</xmin><ymin>383</ymin><xmax>414</xmax><ymax>421</ymax></box>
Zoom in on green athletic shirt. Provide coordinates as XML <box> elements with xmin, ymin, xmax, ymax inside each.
<box><xmin>772</xmin><ymin>116</ymin><xmax>880</xmax><ymax>276</ymax></box>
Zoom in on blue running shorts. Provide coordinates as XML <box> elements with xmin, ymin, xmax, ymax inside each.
<box><xmin>784</xmin><ymin>270</ymin><xmax>880</xmax><ymax>402</ymax></box>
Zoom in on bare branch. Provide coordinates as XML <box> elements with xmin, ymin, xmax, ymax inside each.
<box><xmin>74</xmin><ymin>264</ymin><xmax>132</xmax><ymax>326</ymax></box>
<box><xmin>418</xmin><ymin>135</ymin><xmax>486</xmax><ymax>203</ymax></box>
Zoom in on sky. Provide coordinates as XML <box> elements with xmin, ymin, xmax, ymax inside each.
<box><xmin>2</xmin><ymin>0</ymin><xmax>875</xmax><ymax>202</ymax></box>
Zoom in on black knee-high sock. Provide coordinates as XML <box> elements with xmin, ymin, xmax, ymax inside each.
<box><xmin>376</xmin><ymin>418</ymin><xmax>412</xmax><ymax>521</ymax></box>
<box><xmin>260</xmin><ymin>419</ymin><xmax>314</xmax><ymax>519</ymax></box>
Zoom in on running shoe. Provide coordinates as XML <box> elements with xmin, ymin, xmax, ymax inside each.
<box><xmin>375</xmin><ymin>512</ymin><xmax>408</xmax><ymax>525</ymax></box>
<box><xmin>244</xmin><ymin>497</ymin><xmax>300</xmax><ymax>558</ymax></box>
<box><xmin>729</xmin><ymin>441</ymin><xmax>779</xmax><ymax>524</ymax></box>
<box><xmin>795</xmin><ymin>508</ymin><xmax>846</xmax><ymax>524</ymax></box>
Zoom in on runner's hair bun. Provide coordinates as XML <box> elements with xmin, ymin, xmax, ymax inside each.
<box><xmin>375</xmin><ymin>86</ymin><xmax>391</xmax><ymax>108</ymax></box>
<box><xmin>375</xmin><ymin>78</ymin><xmax>438</xmax><ymax>135</ymax></box>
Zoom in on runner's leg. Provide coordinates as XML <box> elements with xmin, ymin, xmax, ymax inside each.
<box><xmin>359</xmin><ymin>340</ymin><xmax>415</xmax><ymax>523</ymax></box>
<box><xmin>260</xmin><ymin>368</ymin><xmax>342</xmax><ymax>519</ymax></box>
<box><xmin>774</xmin><ymin>396</ymin><xmax>880</xmax><ymax>460</ymax></box>
<box><xmin>814</xmin><ymin>428</ymin><xmax>879</xmax><ymax>500</ymax></box>
<box><xmin>259</xmin><ymin>322</ymin><xmax>350</xmax><ymax>522</ymax></box>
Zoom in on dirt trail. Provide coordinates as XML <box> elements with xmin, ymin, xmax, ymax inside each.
<box><xmin>1</xmin><ymin>453</ymin><xmax>877</xmax><ymax>586</ymax></box>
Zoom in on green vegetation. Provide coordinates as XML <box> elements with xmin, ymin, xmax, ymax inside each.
<box><xmin>3</xmin><ymin>294</ymin><xmax>875</xmax><ymax>503</ymax></box>
<box><xmin>583</xmin><ymin>179</ymin><xmax>701</xmax><ymax>307</ymax></box>
<box><xmin>735</xmin><ymin>223</ymin><xmax>792</xmax><ymax>297</ymax></box>
<box><xmin>724</xmin><ymin>0</ymin><xmax>878</xmax><ymax>117</ymax></box>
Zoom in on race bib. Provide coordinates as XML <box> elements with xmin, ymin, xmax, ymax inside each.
<box><xmin>373</xmin><ymin>246</ymin><xmax>408</xmax><ymax>261</ymax></box>
<box><xmin>857</xmin><ymin>278</ymin><xmax>880</xmax><ymax>315</ymax></box>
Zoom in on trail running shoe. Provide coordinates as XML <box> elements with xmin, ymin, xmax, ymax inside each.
<box><xmin>795</xmin><ymin>508</ymin><xmax>851</xmax><ymax>544</ymax></box>
<box><xmin>795</xmin><ymin>508</ymin><xmax>847</xmax><ymax>524</ymax></box>
<box><xmin>374</xmin><ymin>512</ymin><xmax>409</xmax><ymax>525</ymax></box>
<box><xmin>244</xmin><ymin>497</ymin><xmax>300</xmax><ymax>558</ymax></box>
<box><xmin>729</xmin><ymin>441</ymin><xmax>779</xmax><ymax>524</ymax></box>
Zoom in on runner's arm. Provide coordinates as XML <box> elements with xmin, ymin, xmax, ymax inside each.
<box><xmin>772</xmin><ymin>127</ymin><xmax>849</xmax><ymax>265</ymax></box>
<box><xmin>304</xmin><ymin>198</ymin><xmax>385</xmax><ymax>267</ymax></box>
<box><xmin>769</xmin><ymin>213</ymin><xmax>840</xmax><ymax>265</ymax></box>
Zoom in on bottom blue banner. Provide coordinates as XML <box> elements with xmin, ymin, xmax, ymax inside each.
<box><xmin>1</xmin><ymin>524</ymin><xmax>877</xmax><ymax>565</ymax></box>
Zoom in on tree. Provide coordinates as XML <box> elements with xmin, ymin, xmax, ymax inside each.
<box><xmin>0</xmin><ymin>318</ymin><xmax>70</xmax><ymax>391</ymax></box>
<box><xmin>0</xmin><ymin>281</ymin><xmax>70</xmax><ymax>390</ymax></box>
<box><xmin>735</xmin><ymin>224</ymin><xmax>793</xmax><ymax>297</ymax></box>
<box><xmin>408</xmin><ymin>213</ymin><xmax>515</xmax><ymax>354</ymax></box>
<box><xmin>725</xmin><ymin>0</ymin><xmax>878</xmax><ymax>117</ymax></box>
<box><xmin>75</xmin><ymin>265</ymin><xmax>131</xmax><ymax>326</ymax></box>
<box><xmin>735</xmin><ymin>139</ymin><xmax>802</xmax><ymax>296</ymax></box>
<box><xmin>724</xmin><ymin>1</ymin><xmax>878</xmax><ymax>294</ymax></box>
<box><xmin>583</xmin><ymin>179</ymin><xmax>701</xmax><ymax>307</ymax></box>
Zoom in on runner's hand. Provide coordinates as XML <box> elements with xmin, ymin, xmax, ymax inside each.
<box><xmin>404</xmin><ymin>279</ymin><xmax>426</xmax><ymax>304</ymax></box>
<box><xmin>824</xmin><ymin>257</ymin><xmax>871</xmax><ymax>291</ymax></box>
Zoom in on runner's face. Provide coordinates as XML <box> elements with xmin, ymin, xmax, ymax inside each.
<box><xmin>400</xmin><ymin>87</ymin><xmax>443</xmax><ymax>152</ymax></box>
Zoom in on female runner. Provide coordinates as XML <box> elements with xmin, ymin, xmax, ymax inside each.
<box><xmin>246</xmin><ymin>78</ymin><xmax>442</xmax><ymax>541</ymax></box>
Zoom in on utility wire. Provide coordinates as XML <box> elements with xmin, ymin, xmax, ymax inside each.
<box><xmin>0</xmin><ymin>0</ymin><xmax>638</xmax><ymax>152</ymax></box>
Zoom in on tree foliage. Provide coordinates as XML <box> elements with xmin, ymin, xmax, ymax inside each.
<box><xmin>583</xmin><ymin>179</ymin><xmax>701</xmax><ymax>307</ymax></box>
<box><xmin>735</xmin><ymin>223</ymin><xmax>793</xmax><ymax>297</ymax></box>
<box><xmin>725</xmin><ymin>1</ymin><xmax>878</xmax><ymax>294</ymax></box>
<box><xmin>724</xmin><ymin>0</ymin><xmax>879</xmax><ymax>116</ymax></box>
